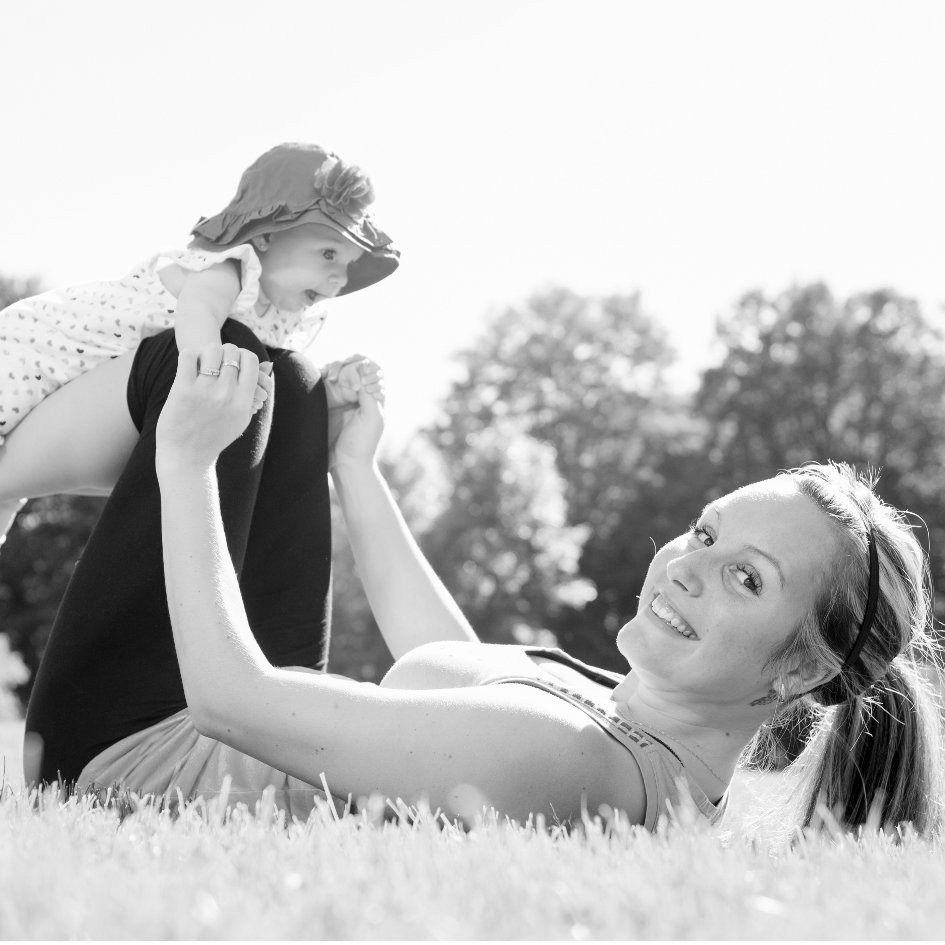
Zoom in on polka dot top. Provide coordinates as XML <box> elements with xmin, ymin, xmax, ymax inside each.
<box><xmin>0</xmin><ymin>244</ymin><xmax>327</xmax><ymax>440</ymax></box>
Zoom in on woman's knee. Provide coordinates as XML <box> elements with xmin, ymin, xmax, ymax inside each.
<box><xmin>271</xmin><ymin>349</ymin><xmax>323</xmax><ymax>398</ymax></box>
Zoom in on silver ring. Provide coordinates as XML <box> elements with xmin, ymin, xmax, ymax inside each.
<box><xmin>197</xmin><ymin>368</ymin><xmax>221</xmax><ymax>377</ymax></box>
<box><xmin>221</xmin><ymin>360</ymin><xmax>241</xmax><ymax>370</ymax></box>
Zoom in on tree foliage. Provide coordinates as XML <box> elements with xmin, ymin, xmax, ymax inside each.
<box><xmin>0</xmin><ymin>275</ymin><xmax>41</xmax><ymax>311</ymax></box>
<box><xmin>418</xmin><ymin>417</ymin><xmax>592</xmax><ymax>644</ymax></box>
<box><xmin>432</xmin><ymin>288</ymin><xmax>679</xmax><ymax>531</ymax></box>
<box><xmin>0</xmin><ymin>497</ymin><xmax>107</xmax><ymax>705</ymax></box>
<box><xmin>696</xmin><ymin>284</ymin><xmax>945</xmax><ymax>616</ymax></box>
<box><xmin>428</xmin><ymin>288</ymin><xmax>687</xmax><ymax>665</ymax></box>
<box><xmin>0</xmin><ymin>633</ymin><xmax>28</xmax><ymax>719</ymax></box>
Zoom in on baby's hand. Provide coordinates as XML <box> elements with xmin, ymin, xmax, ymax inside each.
<box><xmin>322</xmin><ymin>355</ymin><xmax>385</xmax><ymax>409</ymax></box>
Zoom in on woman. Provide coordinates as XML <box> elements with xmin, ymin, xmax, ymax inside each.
<box><xmin>26</xmin><ymin>328</ymin><xmax>945</xmax><ymax>833</ymax></box>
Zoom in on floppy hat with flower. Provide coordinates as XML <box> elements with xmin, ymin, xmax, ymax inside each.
<box><xmin>191</xmin><ymin>142</ymin><xmax>400</xmax><ymax>296</ymax></box>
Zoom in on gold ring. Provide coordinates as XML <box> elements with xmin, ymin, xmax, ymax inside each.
<box><xmin>197</xmin><ymin>368</ymin><xmax>221</xmax><ymax>377</ymax></box>
<box><xmin>221</xmin><ymin>360</ymin><xmax>241</xmax><ymax>370</ymax></box>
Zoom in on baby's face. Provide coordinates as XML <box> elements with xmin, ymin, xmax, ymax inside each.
<box><xmin>256</xmin><ymin>224</ymin><xmax>364</xmax><ymax>313</ymax></box>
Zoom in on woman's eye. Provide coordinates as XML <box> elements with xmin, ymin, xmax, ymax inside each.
<box><xmin>322</xmin><ymin>249</ymin><xmax>336</xmax><ymax>261</ymax></box>
<box><xmin>688</xmin><ymin>520</ymin><xmax>714</xmax><ymax>547</ymax></box>
<box><xmin>734</xmin><ymin>565</ymin><xmax>762</xmax><ymax>595</ymax></box>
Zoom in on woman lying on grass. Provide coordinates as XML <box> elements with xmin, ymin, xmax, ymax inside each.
<box><xmin>26</xmin><ymin>328</ymin><xmax>945</xmax><ymax>834</ymax></box>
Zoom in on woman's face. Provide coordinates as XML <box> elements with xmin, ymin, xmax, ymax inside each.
<box><xmin>616</xmin><ymin>477</ymin><xmax>839</xmax><ymax>703</ymax></box>
<box><xmin>256</xmin><ymin>223</ymin><xmax>365</xmax><ymax>313</ymax></box>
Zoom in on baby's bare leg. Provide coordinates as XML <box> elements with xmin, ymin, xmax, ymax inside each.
<box><xmin>0</xmin><ymin>353</ymin><xmax>138</xmax><ymax>503</ymax></box>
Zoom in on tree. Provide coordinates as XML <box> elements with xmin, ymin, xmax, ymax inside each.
<box><xmin>419</xmin><ymin>418</ymin><xmax>592</xmax><ymax>645</ymax></box>
<box><xmin>0</xmin><ymin>496</ymin><xmax>107</xmax><ymax>705</ymax></box>
<box><xmin>0</xmin><ymin>633</ymin><xmax>28</xmax><ymax>720</ymax></box>
<box><xmin>695</xmin><ymin>284</ymin><xmax>945</xmax><ymax>616</ymax></box>
<box><xmin>434</xmin><ymin>288</ymin><xmax>679</xmax><ymax>531</ymax></box>
<box><xmin>0</xmin><ymin>275</ymin><xmax>41</xmax><ymax>310</ymax></box>
<box><xmin>428</xmin><ymin>288</ymin><xmax>690</xmax><ymax>666</ymax></box>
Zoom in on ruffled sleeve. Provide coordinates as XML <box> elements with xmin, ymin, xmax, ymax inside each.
<box><xmin>147</xmin><ymin>244</ymin><xmax>327</xmax><ymax>351</ymax></box>
<box><xmin>153</xmin><ymin>245</ymin><xmax>263</xmax><ymax>320</ymax></box>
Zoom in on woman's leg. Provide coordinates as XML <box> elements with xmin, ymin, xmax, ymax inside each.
<box><xmin>239</xmin><ymin>348</ymin><xmax>333</xmax><ymax>671</ymax></box>
<box><xmin>24</xmin><ymin>323</ymin><xmax>331</xmax><ymax>784</ymax></box>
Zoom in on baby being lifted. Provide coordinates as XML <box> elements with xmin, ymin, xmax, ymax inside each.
<box><xmin>0</xmin><ymin>142</ymin><xmax>399</xmax><ymax>549</ymax></box>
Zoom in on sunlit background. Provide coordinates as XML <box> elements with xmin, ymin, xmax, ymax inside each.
<box><xmin>3</xmin><ymin>0</ymin><xmax>943</xmax><ymax>443</ymax></box>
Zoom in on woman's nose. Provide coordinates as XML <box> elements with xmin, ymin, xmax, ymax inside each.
<box><xmin>665</xmin><ymin>552</ymin><xmax>703</xmax><ymax>596</ymax></box>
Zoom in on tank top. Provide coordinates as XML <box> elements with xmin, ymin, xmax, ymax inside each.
<box><xmin>485</xmin><ymin>647</ymin><xmax>727</xmax><ymax>830</ymax></box>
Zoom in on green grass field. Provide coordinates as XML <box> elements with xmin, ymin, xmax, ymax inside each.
<box><xmin>2</xmin><ymin>719</ymin><xmax>943</xmax><ymax>940</ymax></box>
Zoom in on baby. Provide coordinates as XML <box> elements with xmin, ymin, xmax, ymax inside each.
<box><xmin>0</xmin><ymin>142</ymin><xmax>398</xmax><ymax>547</ymax></box>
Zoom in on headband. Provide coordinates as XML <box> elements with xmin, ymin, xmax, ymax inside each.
<box><xmin>840</xmin><ymin>527</ymin><xmax>880</xmax><ymax>673</ymax></box>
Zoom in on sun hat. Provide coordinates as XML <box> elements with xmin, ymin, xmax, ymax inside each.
<box><xmin>191</xmin><ymin>142</ymin><xmax>399</xmax><ymax>296</ymax></box>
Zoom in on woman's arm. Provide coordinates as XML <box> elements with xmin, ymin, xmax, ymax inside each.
<box><xmin>159</xmin><ymin>450</ymin><xmax>629</xmax><ymax>822</ymax></box>
<box><xmin>154</xmin><ymin>347</ymin><xmax>645</xmax><ymax>824</ymax></box>
<box><xmin>331</xmin><ymin>402</ymin><xmax>478</xmax><ymax>658</ymax></box>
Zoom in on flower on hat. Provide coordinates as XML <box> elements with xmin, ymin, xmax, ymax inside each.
<box><xmin>312</xmin><ymin>156</ymin><xmax>375</xmax><ymax>221</ymax></box>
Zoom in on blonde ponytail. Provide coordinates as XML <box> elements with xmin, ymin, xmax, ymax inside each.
<box><xmin>761</xmin><ymin>463</ymin><xmax>945</xmax><ymax>836</ymax></box>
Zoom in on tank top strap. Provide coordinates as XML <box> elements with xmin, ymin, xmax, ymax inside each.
<box><xmin>521</xmin><ymin>645</ymin><xmax>625</xmax><ymax>687</ymax></box>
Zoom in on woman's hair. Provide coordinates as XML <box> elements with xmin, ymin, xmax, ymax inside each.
<box><xmin>755</xmin><ymin>461</ymin><xmax>945</xmax><ymax>837</ymax></box>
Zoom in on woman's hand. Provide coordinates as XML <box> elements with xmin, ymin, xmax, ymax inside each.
<box><xmin>156</xmin><ymin>342</ymin><xmax>266</xmax><ymax>472</ymax></box>
<box><xmin>328</xmin><ymin>360</ymin><xmax>386</xmax><ymax>470</ymax></box>
<box><xmin>322</xmin><ymin>354</ymin><xmax>385</xmax><ymax>409</ymax></box>
<box><xmin>197</xmin><ymin>342</ymin><xmax>273</xmax><ymax>414</ymax></box>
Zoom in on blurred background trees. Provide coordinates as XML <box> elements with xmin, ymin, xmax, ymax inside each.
<box><xmin>425</xmin><ymin>289</ymin><xmax>683</xmax><ymax>666</ymax></box>
<box><xmin>2</xmin><ymin>275</ymin><xmax>944</xmax><ymax>712</ymax></box>
<box><xmin>697</xmin><ymin>284</ymin><xmax>945</xmax><ymax>586</ymax></box>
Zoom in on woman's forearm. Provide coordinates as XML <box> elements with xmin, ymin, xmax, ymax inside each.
<box><xmin>156</xmin><ymin>456</ymin><xmax>269</xmax><ymax>723</ymax></box>
<box><xmin>331</xmin><ymin>460</ymin><xmax>477</xmax><ymax>659</ymax></box>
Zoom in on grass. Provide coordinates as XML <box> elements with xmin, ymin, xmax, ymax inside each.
<box><xmin>2</xmin><ymin>719</ymin><xmax>944</xmax><ymax>940</ymax></box>
<box><xmin>0</xmin><ymin>720</ymin><xmax>22</xmax><ymax>787</ymax></box>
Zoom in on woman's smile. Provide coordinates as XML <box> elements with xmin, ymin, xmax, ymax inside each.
<box><xmin>649</xmin><ymin>591</ymin><xmax>699</xmax><ymax>639</ymax></box>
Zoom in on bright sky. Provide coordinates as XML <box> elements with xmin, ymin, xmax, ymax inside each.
<box><xmin>2</xmin><ymin>0</ymin><xmax>943</xmax><ymax>443</ymax></box>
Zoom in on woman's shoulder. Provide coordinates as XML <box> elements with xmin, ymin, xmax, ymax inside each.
<box><xmin>381</xmin><ymin>640</ymin><xmax>624</xmax><ymax>701</ymax></box>
<box><xmin>380</xmin><ymin>640</ymin><xmax>541</xmax><ymax>690</ymax></box>
<box><xmin>380</xmin><ymin>641</ymin><xmax>648</xmax><ymax>823</ymax></box>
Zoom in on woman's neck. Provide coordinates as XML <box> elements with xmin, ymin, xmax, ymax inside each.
<box><xmin>611</xmin><ymin>672</ymin><xmax>766</xmax><ymax>781</ymax></box>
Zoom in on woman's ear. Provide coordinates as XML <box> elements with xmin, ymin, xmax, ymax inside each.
<box><xmin>782</xmin><ymin>655</ymin><xmax>833</xmax><ymax>700</ymax></box>
<box><xmin>251</xmin><ymin>234</ymin><xmax>272</xmax><ymax>253</ymax></box>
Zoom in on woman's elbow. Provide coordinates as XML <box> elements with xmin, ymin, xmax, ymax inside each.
<box><xmin>188</xmin><ymin>700</ymin><xmax>231</xmax><ymax>740</ymax></box>
<box><xmin>187</xmin><ymin>679</ymin><xmax>265</xmax><ymax>744</ymax></box>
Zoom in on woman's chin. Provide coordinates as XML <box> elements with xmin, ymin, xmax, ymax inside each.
<box><xmin>615</xmin><ymin>618</ymin><xmax>640</xmax><ymax>661</ymax></box>
<box><xmin>617</xmin><ymin>612</ymin><xmax>684</xmax><ymax>667</ymax></box>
